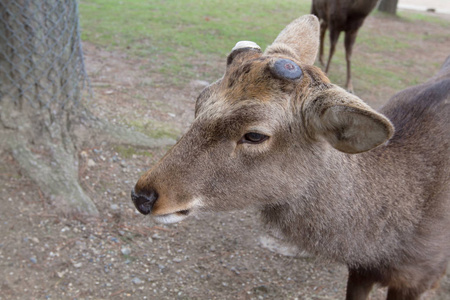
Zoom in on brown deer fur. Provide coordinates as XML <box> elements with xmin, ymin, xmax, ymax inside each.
<box><xmin>132</xmin><ymin>15</ymin><xmax>450</xmax><ymax>300</ymax></box>
<box><xmin>311</xmin><ymin>0</ymin><xmax>379</xmax><ymax>92</ymax></box>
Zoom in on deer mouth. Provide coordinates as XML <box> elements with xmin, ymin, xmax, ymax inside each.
<box><xmin>153</xmin><ymin>210</ymin><xmax>190</xmax><ymax>224</ymax></box>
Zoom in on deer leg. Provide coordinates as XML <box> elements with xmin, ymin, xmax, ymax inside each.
<box><xmin>386</xmin><ymin>263</ymin><xmax>447</xmax><ymax>300</ymax></box>
<box><xmin>345</xmin><ymin>268</ymin><xmax>375</xmax><ymax>300</ymax></box>
<box><xmin>386</xmin><ymin>287</ymin><xmax>421</xmax><ymax>300</ymax></box>
<box><xmin>344</xmin><ymin>29</ymin><xmax>358</xmax><ymax>93</ymax></box>
<box><xmin>318</xmin><ymin>21</ymin><xmax>328</xmax><ymax>66</ymax></box>
<box><xmin>324</xmin><ymin>27</ymin><xmax>340</xmax><ymax>74</ymax></box>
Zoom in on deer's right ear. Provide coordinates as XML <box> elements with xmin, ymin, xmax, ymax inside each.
<box><xmin>305</xmin><ymin>85</ymin><xmax>395</xmax><ymax>154</ymax></box>
<box><xmin>227</xmin><ymin>41</ymin><xmax>262</xmax><ymax>66</ymax></box>
<box><xmin>265</xmin><ymin>15</ymin><xmax>320</xmax><ymax>65</ymax></box>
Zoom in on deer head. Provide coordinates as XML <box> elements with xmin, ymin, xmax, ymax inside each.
<box><xmin>131</xmin><ymin>15</ymin><xmax>394</xmax><ymax>224</ymax></box>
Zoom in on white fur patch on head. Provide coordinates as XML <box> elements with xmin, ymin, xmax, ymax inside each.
<box><xmin>232</xmin><ymin>41</ymin><xmax>261</xmax><ymax>52</ymax></box>
<box><xmin>152</xmin><ymin>197</ymin><xmax>204</xmax><ymax>224</ymax></box>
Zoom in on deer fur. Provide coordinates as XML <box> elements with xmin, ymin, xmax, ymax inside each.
<box><xmin>132</xmin><ymin>15</ymin><xmax>450</xmax><ymax>300</ymax></box>
<box><xmin>311</xmin><ymin>0</ymin><xmax>379</xmax><ymax>92</ymax></box>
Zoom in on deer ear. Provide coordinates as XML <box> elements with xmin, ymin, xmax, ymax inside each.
<box><xmin>307</xmin><ymin>86</ymin><xmax>394</xmax><ymax>154</ymax></box>
<box><xmin>265</xmin><ymin>15</ymin><xmax>320</xmax><ymax>65</ymax></box>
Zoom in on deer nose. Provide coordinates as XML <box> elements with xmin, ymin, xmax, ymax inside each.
<box><xmin>131</xmin><ymin>188</ymin><xmax>158</xmax><ymax>215</ymax></box>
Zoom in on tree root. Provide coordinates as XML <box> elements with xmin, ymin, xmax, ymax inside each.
<box><xmin>73</xmin><ymin>109</ymin><xmax>177</xmax><ymax>149</ymax></box>
<box><xmin>6</xmin><ymin>134</ymin><xmax>99</xmax><ymax>216</ymax></box>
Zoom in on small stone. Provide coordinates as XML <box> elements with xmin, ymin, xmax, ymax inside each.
<box><xmin>57</xmin><ymin>269</ymin><xmax>68</xmax><ymax>278</ymax></box>
<box><xmin>132</xmin><ymin>277</ymin><xmax>142</xmax><ymax>285</ymax></box>
<box><xmin>110</xmin><ymin>204</ymin><xmax>119</xmax><ymax>210</ymax></box>
<box><xmin>120</xmin><ymin>160</ymin><xmax>127</xmax><ymax>168</ymax></box>
<box><xmin>152</xmin><ymin>234</ymin><xmax>163</xmax><ymax>240</ymax></box>
<box><xmin>87</xmin><ymin>159</ymin><xmax>96</xmax><ymax>167</ymax></box>
<box><xmin>80</xmin><ymin>151</ymin><xmax>88</xmax><ymax>158</ymax></box>
<box><xmin>173</xmin><ymin>257</ymin><xmax>182</xmax><ymax>263</ymax></box>
<box><xmin>49</xmin><ymin>251</ymin><xmax>59</xmax><ymax>257</ymax></box>
<box><xmin>73</xmin><ymin>262</ymin><xmax>82</xmax><ymax>268</ymax></box>
<box><xmin>121</xmin><ymin>247</ymin><xmax>131</xmax><ymax>255</ymax></box>
<box><xmin>30</xmin><ymin>257</ymin><xmax>37</xmax><ymax>264</ymax></box>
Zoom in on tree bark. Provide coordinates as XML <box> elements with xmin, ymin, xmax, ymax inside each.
<box><xmin>0</xmin><ymin>0</ymin><xmax>174</xmax><ymax>215</ymax></box>
<box><xmin>378</xmin><ymin>0</ymin><xmax>399</xmax><ymax>14</ymax></box>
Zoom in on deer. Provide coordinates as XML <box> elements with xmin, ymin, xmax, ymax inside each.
<box><xmin>311</xmin><ymin>0</ymin><xmax>379</xmax><ymax>92</ymax></box>
<box><xmin>131</xmin><ymin>15</ymin><xmax>450</xmax><ymax>300</ymax></box>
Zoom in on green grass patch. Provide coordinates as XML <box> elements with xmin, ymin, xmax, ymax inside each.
<box><xmin>399</xmin><ymin>11</ymin><xmax>450</xmax><ymax>26</ymax></box>
<box><xmin>79</xmin><ymin>0</ymin><xmax>311</xmax><ymax>84</ymax></box>
<box><xmin>126</xmin><ymin>119</ymin><xmax>181</xmax><ymax>140</ymax></box>
<box><xmin>80</xmin><ymin>0</ymin><xmax>449</xmax><ymax>95</ymax></box>
<box><xmin>357</xmin><ymin>32</ymin><xmax>411</xmax><ymax>52</ymax></box>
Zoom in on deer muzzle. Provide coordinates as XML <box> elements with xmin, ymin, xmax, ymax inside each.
<box><xmin>130</xmin><ymin>188</ymin><xmax>158</xmax><ymax>215</ymax></box>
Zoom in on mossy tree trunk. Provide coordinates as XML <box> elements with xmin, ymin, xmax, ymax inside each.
<box><xmin>0</xmin><ymin>0</ymin><xmax>174</xmax><ymax>215</ymax></box>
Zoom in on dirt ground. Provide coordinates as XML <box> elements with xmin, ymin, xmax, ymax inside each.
<box><xmin>1</xmin><ymin>13</ymin><xmax>450</xmax><ymax>300</ymax></box>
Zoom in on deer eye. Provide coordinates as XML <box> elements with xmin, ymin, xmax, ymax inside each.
<box><xmin>239</xmin><ymin>132</ymin><xmax>269</xmax><ymax>144</ymax></box>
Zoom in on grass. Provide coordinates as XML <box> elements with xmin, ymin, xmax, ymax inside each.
<box><xmin>316</xmin><ymin>10</ymin><xmax>449</xmax><ymax>95</ymax></box>
<box><xmin>80</xmin><ymin>0</ymin><xmax>311</xmax><ymax>54</ymax></box>
<box><xmin>79</xmin><ymin>0</ymin><xmax>311</xmax><ymax>84</ymax></box>
<box><xmin>126</xmin><ymin>118</ymin><xmax>181</xmax><ymax>140</ymax></box>
<box><xmin>79</xmin><ymin>0</ymin><xmax>449</xmax><ymax>93</ymax></box>
<box><xmin>399</xmin><ymin>11</ymin><xmax>450</xmax><ymax>26</ymax></box>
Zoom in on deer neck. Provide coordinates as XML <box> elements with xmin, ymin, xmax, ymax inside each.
<box><xmin>260</xmin><ymin>146</ymin><xmax>395</xmax><ymax>267</ymax></box>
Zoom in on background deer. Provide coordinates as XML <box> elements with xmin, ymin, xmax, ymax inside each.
<box><xmin>311</xmin><ymin>0</ymin><xmax>379</xmax><ymax>92</ymax></box>
<box><xmin>132</xmin><ymin>15</ymin><xmax>450</xmax><ymax>300</ymax></box>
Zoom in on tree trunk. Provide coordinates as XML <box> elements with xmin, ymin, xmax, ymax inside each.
<box><xmin>0</xmin><ymin>0</ymin><xmax>174</xmax><ymax>215</ymax></box>
<box><xmin>378</xmin><ymin>0</ymin><xmax>399</xmax><ymax>14</ymax></box>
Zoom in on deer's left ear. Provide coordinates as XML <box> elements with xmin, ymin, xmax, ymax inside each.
<box><xmin>265</xmin><ymin>15</ymin><xmax>320</xmax><ymax>65</ymax></box>
<box><xmin>305</xmin><ymin>85</ymin><xmax>395</xmax><ymax>154</ymax></box>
